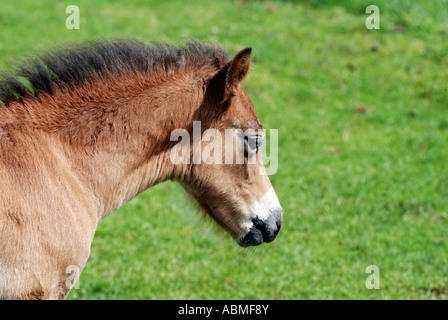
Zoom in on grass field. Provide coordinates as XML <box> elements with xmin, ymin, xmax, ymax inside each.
<box><xmin>1</xmin><ymin>0</ymin><xmax>447</xmax><ymax>299</ymax></box>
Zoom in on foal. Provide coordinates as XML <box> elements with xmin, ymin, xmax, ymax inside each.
<box><xmin>0</xmin><ymin>40</ymin><xmax>282</xmax><ymax>299</ymax></box>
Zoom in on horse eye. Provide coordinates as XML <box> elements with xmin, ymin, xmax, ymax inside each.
<box><xmin>244</xmin><ymin>135</ymin><xmax>261</xmax><ymax>156</ymax></box>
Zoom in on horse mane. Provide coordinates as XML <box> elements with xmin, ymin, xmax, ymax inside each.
<box><xmin>0</xmin><ymin>39</ymin><xmax>230</xmax><ymax>148</ymax></box>
<box><xmin>0</xmin><ymin>39</ymin><xmax>229</xmax><ymax>106</ymax></box>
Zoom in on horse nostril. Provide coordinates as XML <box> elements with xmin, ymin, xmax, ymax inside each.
<box><xmin>249</xmin><ymin>216</ymin><xmax>281</xmax><ymax>243</ymax></box>
<box><xmin>237</xmin><ymin>214</ymin><xmax>282</xmax><ymax>247</ymax></box>
<box><xmin>251</xmin><ymin>218</ymin><xmax>265</xmax><ymax>231</ymax></box>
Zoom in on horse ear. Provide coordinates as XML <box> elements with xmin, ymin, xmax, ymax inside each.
<box><xmin>225</xmin><ymin>47</ymin><xmax>252</xmax><ymax>93</ymax></box>
<box><xmin>211</xmin><ymin>47</ymin><xmax>252</xmax><ymax>103</ymax></box>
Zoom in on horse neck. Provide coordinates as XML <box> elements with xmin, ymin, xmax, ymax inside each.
<box><xmin>71</xmin><ymin>144</ymin><xmax>173</xmax><ymax>221</ymax></box>
<box><xmin>59</xmin><ymin>73</ymin><xmax>202</xmax><ymax>221</ymax></box>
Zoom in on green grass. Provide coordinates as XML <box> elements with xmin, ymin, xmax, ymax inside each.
<box><xmin>1</xmin><ymin>0</ymin><xmax>447</xmax><ymax>299</ymax></box>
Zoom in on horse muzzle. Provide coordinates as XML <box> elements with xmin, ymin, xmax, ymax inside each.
<box><xmin>237</xmin><ymin>206</ymin><xmax>282</xmax><ymax>247</ymax></box>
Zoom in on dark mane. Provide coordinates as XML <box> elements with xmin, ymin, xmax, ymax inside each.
<box><xmin>0</xmin><ymin>39</ymin><xmax>229</xmax><ymax>105</ymax></box>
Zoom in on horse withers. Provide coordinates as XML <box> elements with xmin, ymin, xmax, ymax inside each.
<box><xmin>0</xmin><ymin>40</ymin><xmax>282</xmax><ymax>299</ymax></box>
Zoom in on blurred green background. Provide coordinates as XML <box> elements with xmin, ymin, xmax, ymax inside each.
<box><xmin>1</xmin><ymin>0</ymin><xmax>447</xmax><ymax>299</ymax></box>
